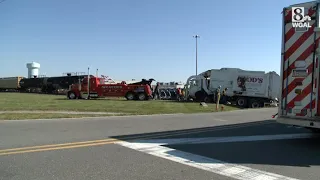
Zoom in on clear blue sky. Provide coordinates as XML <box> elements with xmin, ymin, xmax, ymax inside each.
<box><xmin>0</xmin><ymin>0</ymin><xmax>308</xmax><ymax>82</ymax></box>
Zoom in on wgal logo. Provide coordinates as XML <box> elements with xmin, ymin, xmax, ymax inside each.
<box><xmin>292</xmin><ymin>7</ymin><xmax>312</xmax><ymax>28</ymax></box>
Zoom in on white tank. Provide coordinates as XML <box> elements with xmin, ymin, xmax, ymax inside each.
<box><xmin>26</xmin><ymin>62</ymin><xmax>40</xmax><ymax>78</ymax></box>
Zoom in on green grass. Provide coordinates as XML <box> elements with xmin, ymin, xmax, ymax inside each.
<box><xmin>0</xmin><ymin>93</ymin><xmax>240</xmax><ymax>115</ymax></box>
<box><xmin>0</xmin><ymin>113</ymin><xmax>113</xmax><ymax>120</ymax></box>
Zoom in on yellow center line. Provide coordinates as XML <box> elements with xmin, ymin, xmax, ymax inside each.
<box><xmin>0</xmin><ymin>140</ymin><xmax>120</xmax><ymax>156</ymax></box>
<box><xmin>0</xmin><ymin>138</ymin><xmax>118</xmax><ymax>153</ymax></box>
<box><xmin>0</xmin><ymin>120</ymin><xmax>271</xmax><ymax>156</ymax></box>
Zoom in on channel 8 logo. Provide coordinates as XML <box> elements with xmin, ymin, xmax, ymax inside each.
<box><xmin>292</xmin><ymin>7</ymin><xmax>305</xmax><ymax>22</ymax></box>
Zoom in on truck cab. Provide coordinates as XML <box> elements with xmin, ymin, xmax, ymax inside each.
<box><xmin>67</xmin><ymin>76</ymin><xmax>100</xmax><ymax>99</ymax></box>
<box><xmin>184</xmin><ymin>75</ymin><xmax>212</xmax><ymax>102</ymax></box>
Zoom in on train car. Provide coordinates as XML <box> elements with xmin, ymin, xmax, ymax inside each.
<box><xmin>19</xmin><ymin>77</ymin><xmax>48</xmax><ymax>92</ymax></box>
<box><xmin>0</xmin><ymin>74</ymin><xmax>92</xmax><ymax>94</ymax></box>
<box><xmin>0</xmin><ymin>76</ymin><xmax>24</xmax><ymax>92</ymax></box>
<box><xmin>45</xmin><ymin>75</ymin><xmax>88</xmax><ymax>94</ymax></box>
<box><xmin>47</xmin><ymin>75</ymin><xmax>87</xmax><ymax>89</ymax></box>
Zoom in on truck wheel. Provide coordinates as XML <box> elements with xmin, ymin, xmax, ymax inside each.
<box><xmin>138</xmin><ymin>93</ymin><xmax>147</xmax><ymax>100</ymax></box>
<box><xmin>203</xmin><ymin>96</ymin><xmax>211</xmax><ymax>103</ymax></box>
<box><xmin>249</xmin><ymin>99</ymin><xmax>260</xmax><ymax>108</ymax></box>
<box><xmin>195</xmin><ymin>92</ymin><xmax>201</xmax><ymax>102</ymax></box>
<box><xmin>236</xmin><ymin>97</ymin><xmax>247</xmax><ymax>107</ymax></box>
<box><xmin>195</xmin><ymin>91</ymin><xmax>205</xmax><ymax>102</ymax></box>
<box><xmin>67</xmin><ymin>91</ymin><xmax>77</xmax><ymax>99</ymax></box>
<box><xmin>125</xmin><ymin>92</ymin><xmax>135</xmax><ymax>100</ymax></box>
<box><xmin>160</xmin><ymin>90</ymin><xmax>166</xmax><ymax>99</ymax></box>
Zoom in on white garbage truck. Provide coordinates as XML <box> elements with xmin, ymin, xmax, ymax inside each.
<box><xmin>184</xmin><ymin>68</ymin><xmax>280</xmax><ymax>108</ymax></box>
<box><xmin>275</xmin><ymin>0</ymin><xmax>320</xmax><ymax>131</ymax></box>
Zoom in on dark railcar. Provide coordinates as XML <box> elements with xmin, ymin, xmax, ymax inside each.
<box><xmin>17</xmin><ymin>75</ymin><xmax>95</xmax><ymax>94</ymax></box>
<box><xmin>19</xmin><ymin>77</ymin><xmax>48</xmax><ymax>91</ymax></box>
<box><xmin>45</xmin><ymin>75</ymin><xmax>88</xmax><ymax>93</ymax></box>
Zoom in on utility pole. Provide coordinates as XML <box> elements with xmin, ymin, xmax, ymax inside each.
<box><xmin>193</xmin><ymin>35</ymin><xmax>200</xmax><ymax>76</ymax></box>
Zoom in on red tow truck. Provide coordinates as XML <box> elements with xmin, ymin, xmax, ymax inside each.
<box><xmin>67</xmin><ymin>76</ymin><xmax>154</xmax><ymax>100</ymax></box>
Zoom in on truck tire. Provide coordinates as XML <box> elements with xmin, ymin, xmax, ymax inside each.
<box><xmin>160</xmin><ymin>90</ymin><xmax>166</xmax><ymax>99</ymax></box>
<box><xmin>125</xmin><ymin>92</ymin><xmax>135</xmax><ymax>100</ymax></box>
<box><xmin>138</xmin><ymin>93</ymin><xmax>147</xmax><ymax>100</ymax></box>
<box><xmin>203</xmin><ymin>96</ymin><xmax>212</xmax><ymax>103</ymax></box>
<box><xmin>249</xmin><ymin>99</ymin><xmax>260</xmax><ymax>108</ymax></box>
<box><xmin>236</xmin><ymin>97</ymin><xmax>247</xmax><ymax>108</ymax></box>
<box><xmin>67</xmin><ymin>91</ymin><xmax>77</xmax><ymax>99</ymax></box>
<box><xmin>195</xmin><ymin>91</ymin><xmax>205</xmax><ymax>102</ymax></box>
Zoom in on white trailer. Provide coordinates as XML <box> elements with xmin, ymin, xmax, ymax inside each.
<box><xmin>276</xmin><ymin>0</ymin><xmax>320</xmax><ymax>131</ymax></box>
<box><xmin>184</xmin><ymin>68</ymin><xmax>280</xmax><ymax>108</ymax></box>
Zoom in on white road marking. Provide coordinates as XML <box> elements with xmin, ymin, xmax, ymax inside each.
<box><xmin>117</xmin><ymin>141</ymin><xmax>300</xmax><ymax>180</ymax></box>
<box><xmin>116</xmin><ymin>133</ymin><xmax>317</xmax><ymax>180</ymax></box>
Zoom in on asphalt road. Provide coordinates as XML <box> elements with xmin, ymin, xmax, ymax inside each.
<box><xmin>0</xmin><ymin>107</ymin><xmax>319</xmax><ymax>180</ymax></box>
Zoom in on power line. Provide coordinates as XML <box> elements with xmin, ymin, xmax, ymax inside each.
<box><xmin>0</xmin><ymin>0</ymin><xmax>7</xmax><ymax>4</ymax></box>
